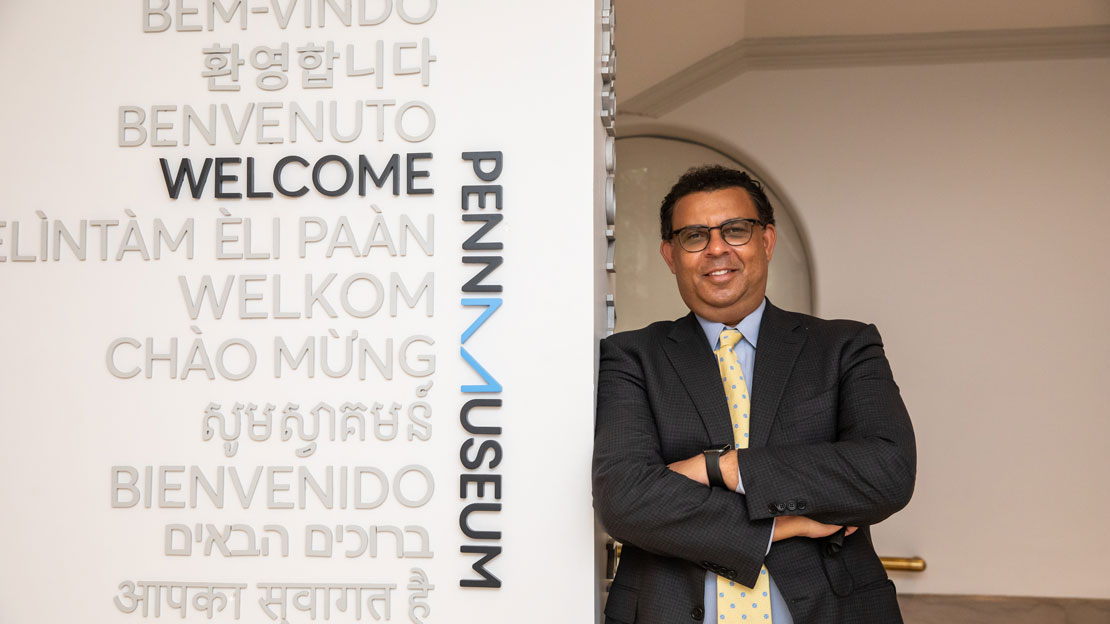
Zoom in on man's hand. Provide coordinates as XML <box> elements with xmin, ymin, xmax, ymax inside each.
<box><xmin>772</xmin><ymin>516</ymin><xmax>858</xmax><ymax>542</ymax></box>
<box><xmin>668</xmin><ymin>451</ymin><xmax>740</xmax><ymax>490</ymax></box>
<box><xmin>667</xmin><ymin>454</ymin><xmax>708</xmax><ymax>485</ymax></box>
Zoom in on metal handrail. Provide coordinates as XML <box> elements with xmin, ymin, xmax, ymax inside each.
<box><xmin>880</xmin><ymin>557</ymin><xmax>926</xmax><ymax>572</ymax></box>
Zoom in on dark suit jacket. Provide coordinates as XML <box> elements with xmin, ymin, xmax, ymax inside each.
<box><xmin>592</xmin><ymin>301</ymin><xmax>916</xmax><ymax>624</ymax></box>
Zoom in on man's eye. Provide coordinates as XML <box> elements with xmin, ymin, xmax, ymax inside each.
<box><xmin>683</xmin><ymin>230</ymin><xmax>708</xmax><ymax>242</ymax></box>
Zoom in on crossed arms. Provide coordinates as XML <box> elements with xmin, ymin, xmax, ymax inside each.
<box><xmin>591</xmin><ymin>322</ymin><xmax>916</xmax><ymax>587</ymax></box>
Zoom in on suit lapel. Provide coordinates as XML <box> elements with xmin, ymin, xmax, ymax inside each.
<box><xmin>750</xmin><ymin>302</ymin><xmax>806</xmax><ymax>448</ymax></box>
<box><xmin>663</xmin><ymin>313</ymin><xmax>733</xmax><ymax>446</ymax></box>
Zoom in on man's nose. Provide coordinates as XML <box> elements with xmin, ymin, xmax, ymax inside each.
<box><xmin>704</xmin><ymin>228</ymin><xmax>731</xmax><ymax>255</ymax></box>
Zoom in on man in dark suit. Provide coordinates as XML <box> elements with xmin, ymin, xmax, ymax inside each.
<box><xmin>592</xmin><ymin>166</ymin><xmax>916</xmax><ymax>623</ymax></box>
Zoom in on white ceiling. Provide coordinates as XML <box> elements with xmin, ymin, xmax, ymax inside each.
<box><xmin>619</xmin><ymin>0</ymin><xmax>1110</xmax><ymax>99</ymax></box>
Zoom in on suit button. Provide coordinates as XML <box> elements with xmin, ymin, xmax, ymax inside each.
<box><xmin>701</xmin><ymin>561</ymin><xmax>710</xmax><ymax>568</ymax></box>
<box><xmin>787</xmin><ymin>500</ymin><xmax>797</xmax><ymax>511</ymax></box>
<box><xmin>727</xmin><ymin>569</ymin><xmax>737</xmax><ymax>577</ymax></box>
<box><xmin>776</xmin><ymin>502</ymin><xmax>787</xmax><ymax>512</ymax></box>
<box><xmin>797</xmin><ymin>499</ymin><xmax>807</xmax><ymax>510</ymax></box>
<box><xmin>767</xmin><ymin>503</ymin><xmax>779</xmax><ymax>514</ymax></box>
<box><xmin>691</xmin><ymin>606</ymin><xmax>704</xmax><ymax>620</ymax></box>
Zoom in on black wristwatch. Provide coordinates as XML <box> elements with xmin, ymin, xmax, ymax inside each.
<box><xmin>702</xmin><ymin>444</ymin><xmax>733</xmax><ymax>489</ymax></box>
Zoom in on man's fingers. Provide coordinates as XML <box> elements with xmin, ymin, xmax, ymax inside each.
<box><xmin>666</xmin><ymin>455</ymin><xmax>709</xmax><ymax>486</ymax></box>
<box><xmin>774</xmin><ymin>517</ymin><xmax>859</xmax><ymax>541</ymax></box>
<box><xmin>799</xmin><ymin>518</ymin><xmax>842</xmax><ymax>539</ymax></box>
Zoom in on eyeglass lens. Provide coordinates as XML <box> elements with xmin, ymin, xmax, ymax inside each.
<box><xmin>678</xmin><ymin>220</ymin><xmax>755</xmax><ymax>252</ymax></box>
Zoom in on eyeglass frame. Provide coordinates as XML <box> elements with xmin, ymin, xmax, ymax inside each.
<box><xmin>667</xmin><ymin>217</ymin><xmax>767</xmax><ymax>252</ymax></box>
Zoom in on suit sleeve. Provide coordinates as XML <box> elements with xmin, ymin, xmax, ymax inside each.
<box><xmin>592</xmin><ymin>335</ymin><xmax>773</xmax><ymax>588</ymax></box>
<box><xmin>738</xmin><ymin>323</ymin><xmax>917</xmax><ymax>526</ymax></box>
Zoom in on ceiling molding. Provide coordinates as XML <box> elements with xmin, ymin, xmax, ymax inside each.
<box><xmin>620</xmin><ymin>25</ymin><xmax>1110</xmax><ymax>118</ymax></box>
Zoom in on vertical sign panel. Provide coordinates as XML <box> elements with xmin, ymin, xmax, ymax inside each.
<box><xmin>0</xmin><ymin>2</ymin><xmax>603</xmax><ymax>622</ymax></box>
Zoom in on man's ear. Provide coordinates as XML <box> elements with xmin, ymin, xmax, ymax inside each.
<box><xmin>762</xmin><ymin>224</ymin><xmax>777</xmax><ymax>263</ymax></box>
<box><xmin>660</xmin><ymin>239</ymin><xmax>678</xmax><ymax>275</ymax></box>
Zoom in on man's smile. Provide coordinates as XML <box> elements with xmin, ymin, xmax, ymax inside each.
<box><xmin>704</xmin><ymin>268</ymin><xmax>738</xmax><ymax>283</ymax></box>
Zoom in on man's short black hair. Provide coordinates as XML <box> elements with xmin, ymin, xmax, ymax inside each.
<box><xmin>659</xmin><ymin>165</ymin><xmax>775</xmax><ymax>240</ymax></box>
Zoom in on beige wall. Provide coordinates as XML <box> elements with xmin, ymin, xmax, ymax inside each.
<box><xmin>618</xmin><ymin>57</ymin><xmax>1110</xmax><ymax>598</ymax></box>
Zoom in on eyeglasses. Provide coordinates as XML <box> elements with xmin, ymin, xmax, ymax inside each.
<box><xmin>669</xmin><ymin>218</ymin><xmax>764</xmax><ymax>252</ymax></box>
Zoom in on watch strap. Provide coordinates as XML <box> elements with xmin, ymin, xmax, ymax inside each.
<box><xmin>703</xmin><ymin>445</ymin><xmax>730</xmax><ymax>489</ymax></box>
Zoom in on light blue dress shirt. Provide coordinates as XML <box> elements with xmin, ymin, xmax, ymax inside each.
<box><xmin>695</xmin><ymin>299</ymin><xmax>793</xmax><ymax>624</ymax></box>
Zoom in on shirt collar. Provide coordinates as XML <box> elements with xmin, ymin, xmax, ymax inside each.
<box><xmin>695</xmin><ymin>298</ymin><xmax>767</xmax><ymax>350</ymax></box>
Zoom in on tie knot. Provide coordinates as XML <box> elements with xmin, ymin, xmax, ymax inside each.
<box><xmin>718</xmin><ymin>328</ymin><xmax>743</xmax><ymax>350</ymax></box>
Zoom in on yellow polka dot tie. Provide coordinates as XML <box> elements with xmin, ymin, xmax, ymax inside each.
<box><xmin>715</xmin><ymin>328</ymin><xmax>773</xmax><ymax>622</ymax></box>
